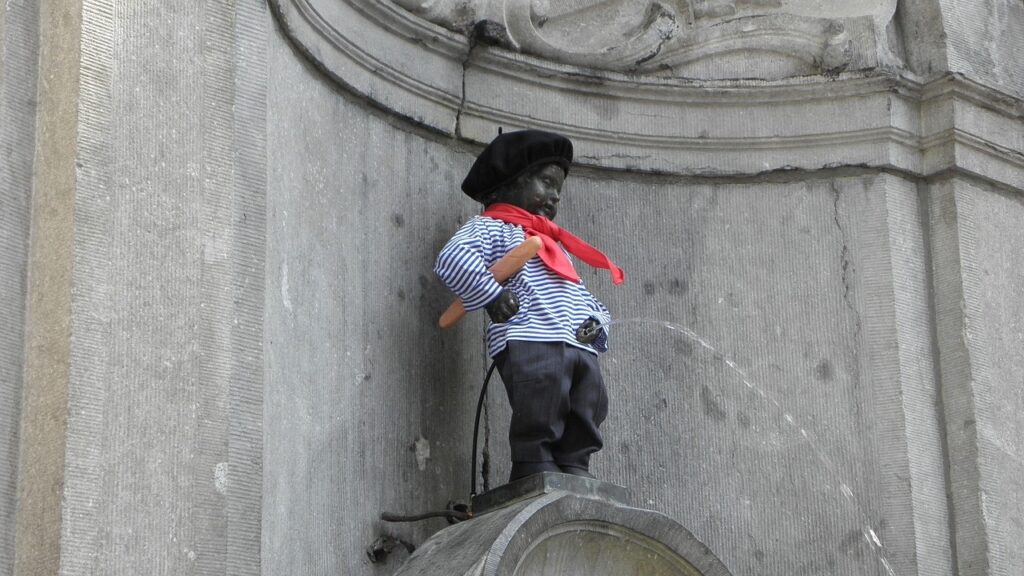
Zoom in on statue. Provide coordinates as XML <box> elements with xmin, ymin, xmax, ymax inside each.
<box><xmin>435</xmin><ymin>129</ymin><xmax>624</xmax><ymax>481</ymax></box>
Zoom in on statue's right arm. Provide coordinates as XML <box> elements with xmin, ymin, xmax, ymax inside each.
<box><xmin>434</xmin><ymin>220</ymin><xmax>505</xmax><ymax>312</ymax></box>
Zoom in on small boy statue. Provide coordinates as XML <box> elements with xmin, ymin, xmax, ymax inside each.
<box><xmin>435</xmin><ymin>129</ymin><xmax>624</xmax><ymax>482</ymax></box>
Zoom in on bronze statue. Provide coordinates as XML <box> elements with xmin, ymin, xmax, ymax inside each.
<box><xmin>435</xmin><ymin>130</ymin><xmax>624</xmax><ymax>482</ymax></box>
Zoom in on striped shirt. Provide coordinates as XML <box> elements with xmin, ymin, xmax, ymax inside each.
<box><xmin>435</xmin><ymin>216</ymin><xmax>611</xmax><ymax>358</ymax></box>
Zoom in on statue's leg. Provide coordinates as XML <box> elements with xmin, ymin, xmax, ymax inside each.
<box><xmin>552</xmin><ymin>348</ymin><xmax>608</xmax><ymax>477</ymax></box>
<box><xmin>495</xmin><ymin>341</ymin><xmax>572</xmax><ymax>482</ymax></box>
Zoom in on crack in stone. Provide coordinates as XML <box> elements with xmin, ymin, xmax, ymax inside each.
<box><xmin>631</xmin><ymin>6</ymin><xmax>678</xmax><ymax>70</ymax></box>
<box><xmin>454</xmin><ymin>27</ymin><xmax>489</xmax><ymax>138</ymax></box>
<box><xmin>456</xmin><ymin>20</ymin><xmax>513</xmax><ymax>137</ymax></box>
<box><xmin>831</xmin><ymin>181</ymin><xmax>855</xmax><ymax>312</ymax></box>
<box><xmin>633</xmin><ymin>36</ymin><xmax>669</xmax><ymax>68</ymax></box>
<box><xmin>830</xmin><ymin>181</ymin><xmax>862</xmax><ymax>372</ymax></box>
<box><xmin>454</xmin><ymin>42</ymin><xmax>473</xmax><ymax>138</ymax></box>
<box><xmin>578</xmin><ymin>153</ymin><xmax>653</xmax><ymax>162</ymax></box>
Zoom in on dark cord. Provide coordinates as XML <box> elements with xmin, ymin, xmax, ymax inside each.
<box><xmin>380</xmin><ymin>510</ymin><xmax>470</xmax><ymax>523</ymax></box>
<box><xmin>471</xmin><ymin>361</ymin><xmax>498</xmax><ymax>497</ymax></box>
<box><xmin>380</xmin><ymin>363</ymin><xmax>495</xmax><ymax>524</ymax></box>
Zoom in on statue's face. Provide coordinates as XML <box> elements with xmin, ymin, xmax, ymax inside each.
<box><xmin>495</xmin><ymin>163</ymin><xmax>566</xmax><ymax>220</ymax></box>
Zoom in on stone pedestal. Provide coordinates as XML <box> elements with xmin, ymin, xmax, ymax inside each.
<box><xmin>396</xmin><ymin>473</ymin><xmax>731</xmax><ymax>576</ymax></box>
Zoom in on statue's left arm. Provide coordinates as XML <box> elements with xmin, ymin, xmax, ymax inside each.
<box><xmin>577</xmin><ymin>288</ymin><xmax>610</xmax><ymax>352</ymax></box>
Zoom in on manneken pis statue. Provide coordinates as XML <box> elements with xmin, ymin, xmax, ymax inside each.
<box><xmin>435</xmin><ymin>129</ymin><xmax>624</xmax><ymax>482</ymax></box>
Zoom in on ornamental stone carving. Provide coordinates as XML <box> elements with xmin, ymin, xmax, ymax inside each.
<box><xmin>392</xmin><ymin>0</ymin><xmax>899</xmax><ymax>78</ymax></box>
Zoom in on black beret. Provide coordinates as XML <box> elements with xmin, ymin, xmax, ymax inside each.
<box><xmin>461</xmin><ymin>129</ymin><xmax>573</xmax><ymax>201</ymax></box>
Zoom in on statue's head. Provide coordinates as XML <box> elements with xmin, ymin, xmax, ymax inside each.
<box><xmin>462</xmin><ymin>129</ymin><xmax>572</xmax><ymax>220</ymax></box>
<box><xmin>483</xmin><ymin>163</ymin><xmax>566</xmax><ymax>220</ymax></box>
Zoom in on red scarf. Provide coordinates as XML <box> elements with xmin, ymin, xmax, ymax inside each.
<box><xmin>482</xmin><ymin>203</ymin><xmax>625</xmax><ymax>285</ymax></box>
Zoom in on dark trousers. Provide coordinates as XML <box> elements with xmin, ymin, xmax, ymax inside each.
<box><xmin>495</xmin><ymin>340</ymin><xmax>608</xmax><ymax>470</ymax></box>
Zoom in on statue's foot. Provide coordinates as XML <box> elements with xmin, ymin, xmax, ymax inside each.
<box><xmin>558</xmin><ymin>465</ymin><xmax>595</xmax><ymax>479</ymax></box>
<box><xmin>509</xmin><ymin>461</ymin><xmax>561</xmax><ymax>481</ymax></box>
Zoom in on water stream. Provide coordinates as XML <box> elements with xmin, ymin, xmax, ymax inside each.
<box><xmin>594</xmin><ymin>317</ymin><xmax>898</xmax><ymax>576</ymax></box>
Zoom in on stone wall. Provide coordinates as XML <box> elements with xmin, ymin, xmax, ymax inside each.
<box><xmin>939</xmin><ymin>1</ymin><xmax>1024</xmax><ymax>98</ymax></box>
<box><xmin>261</xmin><ymin>1</ymin><xmax>1023</xmax><ymax>574</ymax></box>
<box><xmin>13</xmin><ymin>0</ymin><xmax>79</xmax><ymax>571</ymax></box>
<box><xmin>263</xmin><ymin>32</ymin><xmax>486</xmax><ymax>570</ymax></box>
<box><xmin>56</xmin><ymin>2</ymin><xmax>267</xmax><ymax>573</ymax></box>
<box><xmin>0</xmin><ymin>1</ymin><xmax>1021</xmax><ymax>575</ymax></box>
<box><xmin>2</xmin><ymin>1</ymin><xmax>268</xmax><ymax>574</ymax></box>
<box><xmin>0</xmin><ymin>1</ymin><xmax>39</xmax><ymax>573</ymax></box>
<box><xmin>929</xmin><ymin>178</ymin><xmax>1024</xmax><ymax>576</ymax></box>
<box><xmin>484</xmin><ymin>172</ymin><xmax>948</xmax><ymax>575</ymax></box>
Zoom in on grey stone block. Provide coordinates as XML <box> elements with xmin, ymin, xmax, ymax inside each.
<box><xmin>940</xmin><ymin>0</ymin><xmax>1024</xmax><ymax>98</ymax></box>
<box><xmin>14</xmin><ymin>0</ymin><xmax>78</xmax><ymax>573</ymax></box>
<box><xmin>262</xmin><ymin>19</ymin><xmax>487</xmax><ymax>575</ymax></box>
<box><xmin>21</xmin><ymin>1</ymin><xmax>271</xmax><ymax>574</ymax></box>
<box><xmin>929</xmin><ymin>177</ymin><xmax>1024</xmax><ymax>576</ymax></box>
<box><xmin>0</xmin><ymin>1</ymin><xmax>39</xmax><ymax>573</ymax></box>
<box><xmin>480</xmin><ymin>173</ymin><xmax>942</xmax><ymax>576</ymax></box>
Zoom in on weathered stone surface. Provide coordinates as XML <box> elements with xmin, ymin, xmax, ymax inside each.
<box><xmin>0</xmin><ymin>1</ymin><xmax>39</xmax><ymax>573</ymax></box>
<box><xmin>929</xmin><ymin>177</ymin><xmax>1024</xmax><ymax>576</ymax></box>
<box><xmin>263</xmin><ymin>23</ymin><xmax>487</xmax><ymax>573</ymax></box>
<box><xmin>395</xmin><ymin>490</ymin><xmax>732</xmax><ymax>576</ymax></box>
<box><xmin>14</xmin><ymin>1</ymin><xmax>79</xmax><ymax>573</ymax></box>
<box><xmin>939</xmin><ymin>0</ymin><xmax>1024</xmax><ymax>98</ymax></box>
<box><xmin>482</xmin><ymin>172</ymin><xmax>945</xmax><ymax>576</ymax></box>
<box><xmin>4</xmin><ymin>1</ymin><xmax>268</xmax><ymax>574</ymax></box>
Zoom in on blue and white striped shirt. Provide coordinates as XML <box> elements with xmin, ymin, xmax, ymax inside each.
<box><xmin>435</xmin><ymin>216</ymin><xmax>611</xmax><ymax>358</ymax></box>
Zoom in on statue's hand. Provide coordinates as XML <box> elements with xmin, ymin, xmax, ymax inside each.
<box><xmin>576</xmin><ymin>318</ymin><xmax>601</xmax><ymax>344</ymax></box>
<box><xmin>485</xmin><ymin>289</ymin><xmax>519</xmax><ymax>324</ymax></box>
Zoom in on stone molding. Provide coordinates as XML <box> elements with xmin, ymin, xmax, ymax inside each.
<box><xmin>270</xmin><ymin>0</ymin><xmax>1023</xmax><ymax>190</ymax></box>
